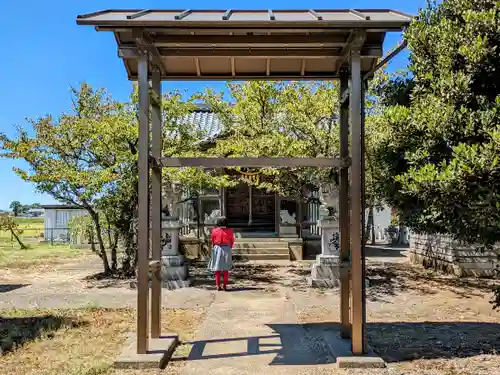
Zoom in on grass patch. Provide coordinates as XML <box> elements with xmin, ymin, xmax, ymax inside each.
<box><xmin>0</xmin><ymin>308</ymin><xmax>206</xmax><ymax>375</ymax></box>
<box><xmin>0</xmin><ymin>244</ymin><xmax>90</xmax><ymax>268</ymax></box>
<box><xmin>0</xmin><ymin>217</ymin><xmax>44</xmax><ymax>244</ymax></box>
<box><xmin>13</xmin><ymin>217</ymin><xmax>44</xmax><ymax>228</ymax></box>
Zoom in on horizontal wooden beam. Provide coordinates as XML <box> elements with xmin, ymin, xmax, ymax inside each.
<box><xmin>160</xmin><ymin>157</ymin><xmax>350</xmax><ymax>168</ymax></box>
<box><xmin>118</xmin><ymin>45</ymin><xmax>382</xmax><ymax>58</ymax></box>
<box><xmin>151</xmin><ymin>34</ymin><xmax>349</xmax><ymax>46</ymax></box>
<box><xmin>96</xmin><ymin>26</ymin><xmax>406</xmax><ymax>34</ymax></box>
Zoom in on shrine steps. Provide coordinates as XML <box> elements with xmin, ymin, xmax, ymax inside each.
<box><xmin>232</xmin><ymin>237</ymin><xmax>292</xmax><ymax>261</ymax></box>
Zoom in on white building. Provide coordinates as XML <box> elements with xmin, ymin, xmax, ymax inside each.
<box><xmin>41</xmin><ymin>204</ymin><xmax>87</xmax><ymax>241</ymax></box>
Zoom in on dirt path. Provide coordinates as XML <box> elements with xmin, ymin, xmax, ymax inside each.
<box><xmin>2</xmin><ymin>248</ymin><xmax>500</xmax><ymax>374</ymax></box>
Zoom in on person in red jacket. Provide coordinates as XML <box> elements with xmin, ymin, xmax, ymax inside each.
<box><xmin>207</xmin><ymin>216</ymin><xmax>234</xmax><ymax>291</ymax></box>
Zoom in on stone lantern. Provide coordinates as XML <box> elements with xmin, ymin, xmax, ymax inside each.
<box><xmin>160</xmin><ymin>182</ymin><xmax>191</xmax><ymax>289</ymax></box>
<box><xmin>308</xmin><ymin>182</ymin><xmax>342</xmax><ymax>287</ymax></box>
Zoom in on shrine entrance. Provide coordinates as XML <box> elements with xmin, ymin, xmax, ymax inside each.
<box><xmin>226</xmin><ymin>184</ymin><xmax>276</xmax><ymax>233</ymax></box>
<box><xmin>77</xmin><ymin>8</ymin><xmax>411</xmax><ymax>362</ymax></box>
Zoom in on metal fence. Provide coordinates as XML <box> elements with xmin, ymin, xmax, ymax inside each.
<box><xmin>0</xmin><ymin>227</ymin><xmax>72</xmax><ymax>246</ymax></box>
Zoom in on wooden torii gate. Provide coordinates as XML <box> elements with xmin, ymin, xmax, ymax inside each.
<box><xmin>77</xmin><ymin>8</ymin><xmax>411</xmax><ymax>358</ymax></box>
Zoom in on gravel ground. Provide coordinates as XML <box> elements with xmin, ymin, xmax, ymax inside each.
<box><xmin>2</xmin><ymin>247</ymin><xmax>500</xmax><ymax>374</ymax></box>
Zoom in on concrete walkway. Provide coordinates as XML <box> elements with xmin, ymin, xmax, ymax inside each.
<box><xmin>179</xmin><ymin>287</ymin><xmax>349</xmax><ymax>375</ymax></box>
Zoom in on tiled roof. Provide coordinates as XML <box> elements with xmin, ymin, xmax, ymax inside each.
<box><xmin>179</xmin><ymin>105</ymin><xmax>222</xmax><ymax>139</ymax></box>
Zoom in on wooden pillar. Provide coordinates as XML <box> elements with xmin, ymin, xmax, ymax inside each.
<box><xmin>275</xmin><ymin>193</ymin><xmax>280</xmax><ymax>236</ymax></box>
<box><xmin>349</xmin><ymin>46</ymin><xmax>366</xmax><ymax>355</ymax></box>
<box><xmin>137</xmin><ymin>53</ymin><xmax>150</xmax><ymax>354</ymax></box>
<box><xmin>339</xmin><ymin>70</ymin><xmax>351</xmax><ymax>339</ymax></box>
<box><xmin>296</xmin><ymin>198</ymin><xmax>302</xmax><ymax>237</ymax></box>
<box><xmin>220</xmin><ymin>186</ymin><xmax>226</xmax><ymax>216</ymax></box>
<box><xmin>150</xmin><ymin>67</ymin><xmax>162</xmax><ymax>339</ymax></box>
<box><xmin>361</xmin><ymin>81</ymin><xmax>367</xmax><ymax>346</ymax></box>
<box><xmin>249</xmin><ymin>185</ymin><xmax>253</xmax><ymax>225</ymax></box>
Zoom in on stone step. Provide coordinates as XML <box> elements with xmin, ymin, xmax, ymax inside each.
<box><xmin>234</xmin><ymin>237</ymin><xmax>284</xmax><ymax>242</ymax></box>
<box><xmin>233</xmin><ymin>253</ymin><xmax>290</xmax><ymax>261</ymax></box>
<box><xmin>232</xmin><ymin>248</ymin><xmax>290</xmax><ymax>255</ymax></box>
<box><xmin>233</xmin><ymin>242</ymin><xmax>289</xmax><ymax>249</ymax></box>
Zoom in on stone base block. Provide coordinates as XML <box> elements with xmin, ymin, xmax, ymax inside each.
<box><xmin>307</xmin><ymin>276</ymin><xmax>339</xmax><ymax>288</ymax></box>
<box><xmin>289</xmin><ymin>240</ymin><xmax>303</xmax><ymax>261</ymax></box>
<box><xmin>161</xmin><ymin>255</ymin><xmax>184</xmax><ymax>267</ymax></box>
<box><xmin>308</xmin><ymin>255</ymin><xmax>341</xmax><ymax>288</ymax></box>
<box><xmin>319</xmin><ymin>327</ymin><xmax>385</xmax><ymax>369</ymax></box>
<box><xmin>336</xmin><ymin>356</ymin><xmax>386</xmax><ymax>369</ymax></box>
<box><xmin>162</xmin><ymin>279</ymin><xmax>192</xmax><ymax>290</ymax></box>
<box><xmin>161</xmin><ymin>264</ymin><xmax>188</xmax><ymax>280</ymax></box>
<box><xmin>113</xmin><ymin>333</ymin><xmax>179</xmax><ymax>369</ymax></box>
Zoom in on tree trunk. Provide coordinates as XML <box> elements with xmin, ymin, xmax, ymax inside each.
<box><xmin>397</xmin><ymin>224</ymin><xmax>408</xmax><ymax>245</ymax></box>
<box><xmin>89</xmin><ymin>210</ymin><xmax>111</xmax><ymax>275</ymax></box>
<box><xmin>370</xmin><ymin>207</ymin><xmax>376</xmax><ymax>245</ymax></box>
<box><xmin>10</xmin><ymin>229</ymin><xmax>27</xmax><ymax>249</ymax></box>
<box><xmin>111</xmin><ymin>231</ymin><xmax>118</xmax><ymax>272</ymax></box>
<box><xmin>364</xmin><ymin>206</ymin><xmax>374</xmax><ymax>245</ymax></box>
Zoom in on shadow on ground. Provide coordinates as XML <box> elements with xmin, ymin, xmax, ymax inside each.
<box><xmin>365</xmin><ymin>244</ymin><xmax>408</xmax><ymax>258</ymax></box>
<box><xmin>367</xmin><ymin>321</ymin><xmax>500</xmax><ymax>362</ymax></box>
<box><xmin>175</xmin><ymin>321</ymin><xmax>500</xmax><ymax>365</ymax></box>
<box><xmin>189</xmin><ymin>261</ymin><xmax>311</xmax><ymax>291</ymax></box>
<box><xmin>0</xmin><ymin>284</ymin><xmax>29</xmax><ymax>293</ymax></box>
<box><xmin>177</xmin><ymin>324</ymin><xmax>335</xmax><ymax>365</ymax></box>
<box><xmin>367</xmin><ymin>261</ymin><xmax>496</xmax><ymax>302</ymax></box>
<box><xmin>83</xmin><ymin>272</ymin><xmax>135</xmax><ymax>289</ymax></box>
<box><xmin>0</xmin><ymin>313</ymin><xmax>86</xmax><ymax>354</ymax></box>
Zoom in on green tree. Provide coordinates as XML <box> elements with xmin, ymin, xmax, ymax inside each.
<box><xmin>9</xmin><ymin>201</ymin><xmax>23</xmax><ymax>217</ymax></box>
<box><xmin>375</xmin><ymin>0</ymin><xmax>500</xmax><ymax>246</ymax></box>
<box><xmin>202</xmin><ymin>81</ymin><xmax>342</xmax><ymax>202</ymax></box>
<box><xmin>0</xmin><ymin>214</ymin><xmax>27</xmax><ymax>249</ymax></box>
<box><xmin>1</xmin><ymin>82</ymin><xmax>217</xmax><ymax>276</ymax></box>
<box><xmin>203</xmin><ymin>80</ymin><xmax>386</xmax><ymax>242</ymax></box>
<box><xmin>0</xmin><ymin>83</ymin><xmax>133</xmax><ymax>274</ymax></box>
<box><xmin>370</xmin><ymin>0</ymin><xmax>500</xmax><ymax>304</ymax></box>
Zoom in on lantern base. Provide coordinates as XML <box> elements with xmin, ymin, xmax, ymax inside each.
<box><xmin>308</xmin><ymin>254</ymin><xmax>341</xmax><ymax>288</ymax></box>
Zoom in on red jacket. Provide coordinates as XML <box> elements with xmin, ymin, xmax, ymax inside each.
<box><xmin>211</xmin><ymin>227</ymin><xmax>235</xmax><ymax>248</ymax></box>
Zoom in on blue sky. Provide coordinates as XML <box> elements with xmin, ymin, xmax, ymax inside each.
<box><xmin>0</xmin><ymin>0</ymin><xmax>423</xmax><ymax>210</ymax></box>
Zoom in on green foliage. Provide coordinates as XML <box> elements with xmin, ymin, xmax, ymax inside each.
<box><xmin>397</xmin><ymin>0</ymin><xmax>500</xmax><ymax>247</ymax></box>
<box><xmin>9</xmin><ymin>201</ymin><xmax>23</xmax><ymax>217</ymax></box>
<box><xmin>68</xmin><ymin>215</ymin><xmax>94</xmax><ymax>246</ymax></box>
<box><xmin>371</xmin><ymin>0</ymin><xmax>500</xmax><ymax>250</ymax></box>
<box><xmin>0</xmin><ymin>82</ymin><xmax>214</xmax><ymax>275</ymax></box>
<box><xmin>201</xmin><ymin>81</ymin><xmax>342</xmax><ymax>198</ymax></box>
<box><xmin>0</xmin><ymin>83</ymin><xmax>137</xmax><ymax>273</ymax></box>
<box><xmin>0</xmin><ymin>214</ymin><xmax>27</xmax><ymax>249</ymax></box>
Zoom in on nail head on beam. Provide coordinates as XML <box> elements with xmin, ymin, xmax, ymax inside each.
<box><xmin>127</xmin><ymin>9</ymin><xmax>152</xmax><ymax>20</ymax></box>
<box><xmin>309</xmin><ymin>10</ymin><xmax>323</xmax><ymax>20</ymax></box>
<box><xmin>349</xmin><ymin>9</ymin><xmax>370</xmax><ymax>21</ymax></box>
<box><xmin>175</xmin><ymin>9</ymin><xmax>192</xmax><ymax>20</ymax></box>
<box><xmin>222</xmin><ymin>10</ymin><xmax>233</xmax><ymax>20</ymax></box>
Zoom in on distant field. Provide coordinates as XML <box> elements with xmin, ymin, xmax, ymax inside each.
<box><xmin>13</xmin><ymin>217</ymin><xmax>44</xmax><ymax>228</ymax></box>
<box><xmin>0</xmin><ymin>243</ymin><xmax>90</xmax><ymax>268</ymax></box>
<box><xmin>0</xmin><ymin>217</ymin><xmax>45</xmax><ymax>246</ymax></box>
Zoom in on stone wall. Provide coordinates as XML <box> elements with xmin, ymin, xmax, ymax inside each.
<box><xmin>303</xmin><ymin>236</ymin><xmax>321</xmax><ymax>260</ymax></box>
<box><xmin>409</xmin><ymin>232</ymin><xmax>499</xmax><ymax>277</ymax></box>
